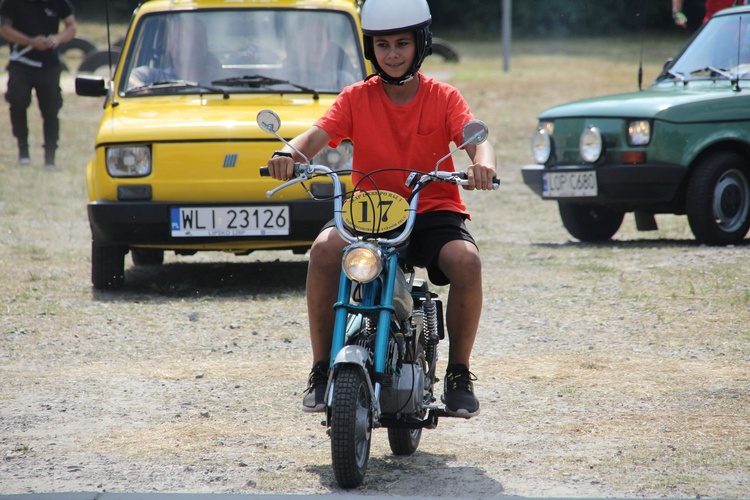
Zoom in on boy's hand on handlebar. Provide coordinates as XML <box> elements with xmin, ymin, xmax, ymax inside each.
<box><xmin>267</xmin><ymin>156</ymin><xmax>296</xmax><ymax>181</ymax></box>
<box><xmin>465</xmin><ymin>163</ymin><xmax>498</xmax><ymax>191</ymax></box>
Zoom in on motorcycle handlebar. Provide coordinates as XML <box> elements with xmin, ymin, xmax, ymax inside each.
<box><xmin>259</xmin><ymin>164</ymin><xmax>499</xmax><ymax>245</ymax></box>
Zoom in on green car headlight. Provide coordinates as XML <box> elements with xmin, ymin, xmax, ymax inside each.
<box><xmin>106</xmin><ymin>146</ymin><xmax>152</xmax><ymax>177</ymax></box>
<box><xmin>531</xmin><ymin>128</ymin><xmax>553</xmax><ymax>164</ymax></box>
<box><xmin>342</xmin><ymin>242</ymin><xmax>382</xmax><ymax>283</ymax></box>
<box><xmin>580</xmin><ymin>126</ymin><xmax>603</xmax><ymax>163</ymax></box>
<box><xmin>627</xmin><ymin>120</ymin><xmax>651</xmax><ymax>146</ymax></box>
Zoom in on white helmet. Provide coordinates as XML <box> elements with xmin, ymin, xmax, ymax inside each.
<box><xmin>361</xmin><ymin>0</ymin><xmax>433</xmax><ymax>85</ymax></box>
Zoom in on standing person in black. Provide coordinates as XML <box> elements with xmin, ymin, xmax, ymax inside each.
<box><xmin>0</xmin><ymin>0</ymin><xmax>77</xmax><ymax>169</ymax></box>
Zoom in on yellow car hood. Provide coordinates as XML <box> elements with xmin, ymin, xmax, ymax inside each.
<box><xmin>95</xmin><ymin>93</ymin><xmax>337</xmax><ymax>145</ymax></box>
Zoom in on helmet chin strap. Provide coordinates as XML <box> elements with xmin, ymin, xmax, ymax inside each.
<box><xmin>380</xmin><ymin>72</ymin><xmax>415</xmax><ymax>86</ymax></box>
<box><xmin>370</xmin><ymin>58</ymin><xmax>417</xmax><ymax>85</ymax></box>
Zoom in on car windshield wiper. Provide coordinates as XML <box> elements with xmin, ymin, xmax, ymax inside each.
<box><xmin>666</xmin><ymin>69</ymin><xmax>686</xmax><ymax>81</ymax></box>
<box><xmin>688</xmin><ymin>66</ymin><xmax>732</xmax><ymax>80</ymax></box>
<box><xmin>126</xmin><ymin>80</ymin><xmax>229</xmax><ymax>99</ymax></box>
<box><xmin>212</xmin><ymin>74</ymin><xmax>319</xmax><ymax>100</ymax></box>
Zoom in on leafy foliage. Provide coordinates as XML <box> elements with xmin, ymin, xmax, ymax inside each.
<box><xmin>71</xmin><ymin>0</ymin><xmax>709</xmax><ymax>35</ymax></box>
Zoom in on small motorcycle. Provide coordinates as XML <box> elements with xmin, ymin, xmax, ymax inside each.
<box><xmin>257</xmin><ymin>109</ymin><xmax>498</xmax><ymax>488</ymax></box>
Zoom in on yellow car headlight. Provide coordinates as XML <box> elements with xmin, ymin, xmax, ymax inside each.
<box><xmin>313</xmin><ymin>140</ymin><xmax>353</xmax><ymax>172</ymax></box>
<box><xmin>106</xmin><ymin>145</ymin><xmax>152</xmax><ymax>177</ymax></box>
<box><xmin>342</xmin><ymin>243</ymin><xmax>382</xmax><ymax>283</ymax></box>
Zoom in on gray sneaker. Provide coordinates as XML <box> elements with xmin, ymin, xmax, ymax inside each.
<box><xmin>441</xmin><ymin>364</ymin><xmax>480</xmax><ymax>418</ymax></box>
<box><xmin>19</xmin><ymin>156</ymin><xmax>31</xmax><ymax>166</ymax></box>
<box><xmin>301</xmin><ymin>361</ymin><xmax>328</xmax><ymax>413</ymax></box>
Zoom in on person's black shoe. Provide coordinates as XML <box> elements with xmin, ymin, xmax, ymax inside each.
<box><xmin>441</xmin><ymin>364</ymin><xmax>480</xmax><ymax>418</ymax></box>
<box><xmin>302</xmin><ymin>361</ymin><xmax>328</xmax><ymax>413</ymax></box>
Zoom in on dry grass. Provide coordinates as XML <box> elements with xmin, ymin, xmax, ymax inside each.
<box><xmin>1</xmin><ymin>29</ymin><xmax>750</xmax><ymax>497</ymax></box>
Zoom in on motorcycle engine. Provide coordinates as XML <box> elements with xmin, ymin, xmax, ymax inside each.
<box><xmin>380</xmin><ymin>362</ymin><xmax>424</xmax><ymax>415</ymax></box>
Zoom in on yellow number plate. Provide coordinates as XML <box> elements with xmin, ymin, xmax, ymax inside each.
<box><xmin>342</xmin><ymin>190</ymin><xmax>410</xmax><ymax>234</ymax></box>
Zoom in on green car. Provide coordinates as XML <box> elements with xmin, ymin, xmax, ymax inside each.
<box><xmin>522</xmin><ymin>6</ymin><xmax>750</xmax><ymax>245</ymax></box>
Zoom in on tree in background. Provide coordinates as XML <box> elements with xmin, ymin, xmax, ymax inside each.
<box><xmin>69</xmin><ymin>0</ymin><xmax>707</xmax><ymax>35</ymax></box>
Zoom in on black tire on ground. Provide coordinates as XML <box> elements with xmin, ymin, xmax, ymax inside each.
<box><xmin>59</xmin><ymin>36</ymin><xmax>97</xmax><ymax>56</ymax></box>
<box><xmin>58</xmin><ymin>37</ymin><xmax>98</xmax><ymax>73</ymax></box>
<box><xmin>331</xmin><ymin>365</ymin><xmax>372</xmax><ymax>489</ymax></box>
<box><xmin>431</xmin><ymin>37</ymin><xmax>460</xmax><ymax>63</ymax></box>
<box><xmin>387</xmin><ymin>345</ymin><xmax>426</xmax><ymax>456</ymax></box>
<box><xmin>131</xmin><ymin>248</ymin><xmax>165</xmax><ymax>266</ymax></box>
<box><xmin>686</xmin><ymin>151</ymin><xmax>750</xmax><ymax>246</ymax></box>
<box><xmin>78</xmin><ymin>48</ymin><xmax>121</xmax><ymax>74</ymax></box>
<box><xmin>113</xmin><ymin>37</ymin><xmax>126</xmax><ymax>49</ymax></box>
<box><xmin>91</xmin><ymin>242</ymin><xmax>126</xmax><ymax>290</ymax></box>
<box><xmin>558</xmin><ymin>203</ymin><xmax>624</xmax><ymax>242</ymax></box>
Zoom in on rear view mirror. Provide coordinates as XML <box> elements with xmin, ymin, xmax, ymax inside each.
<box><xmin>257</xmin><ymin>109</ymin><xmax>281</xmax><ymax>134</ymax></box>
<box><xmin>462</xmin><ymin>120</ymin><xmax>488</xmax><ymax>146</ymax></box>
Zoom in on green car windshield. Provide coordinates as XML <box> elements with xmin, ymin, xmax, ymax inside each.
<box><xmin>119</xmin><ymin>9</ymin><xmax>365</xmax><ymax>96</ymax></box>
<box><xmin>667</xmin><ymin>13</ymin><xmax>750</xmax><ymax>81</ymax></box>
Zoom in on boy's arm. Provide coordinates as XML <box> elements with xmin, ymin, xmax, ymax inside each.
<box><xmin>266</xmin><ymin>126</ymin><xmax>332</xmax><ymax>181</ymax></box>
<box><xmin>464</xmin><ymin>141</ymin><xmax>497</xmax><ymax>191</ymax></box>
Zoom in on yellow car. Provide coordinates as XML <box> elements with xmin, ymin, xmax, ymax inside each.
<box><xmin>76</xmin><ymin>0</ymin><xmax>365</xmax><ymax>289</ymax></box>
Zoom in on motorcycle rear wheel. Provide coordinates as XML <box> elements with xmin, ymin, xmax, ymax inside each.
<box><xmin>387</xmin><ymin>346</ymin><xmax>427</xmax><ymax>456</ymax></box>
<box><xmin>387</xmin><ymin>427</ymin><xmax>422</xmax><ymax>456</ymax></box>
<box><xmin>331</xmin><ymin>365</ymin><xmax>372</xmax><ymax>488</ymax></box>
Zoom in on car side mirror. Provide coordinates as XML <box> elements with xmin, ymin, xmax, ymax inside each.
<box><xmin>76</xmin><ymin>76</ymin><xmax>107</xmax><ymax>97</ymax></box>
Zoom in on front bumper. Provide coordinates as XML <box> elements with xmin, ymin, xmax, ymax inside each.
<box><xmin>88</xmin><ymin>199</ymin><xmax>332</xmax><ymax>250</ymax></box>
<box><xmin>521</xmin><ymin>163</ymin><xmax>688</xmax><ymax>208</ymax></box>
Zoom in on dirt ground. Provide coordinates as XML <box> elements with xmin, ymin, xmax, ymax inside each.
<box><xmin>1</xmin><ymin>39</ymin><xmax>749</xmax><ymax>498</ymax></box>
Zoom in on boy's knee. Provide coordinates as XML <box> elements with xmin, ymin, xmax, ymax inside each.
<box><xmin>309</xmin><ymin>231</ymin><xmax>344</xmax><ymax>268</ymax></box>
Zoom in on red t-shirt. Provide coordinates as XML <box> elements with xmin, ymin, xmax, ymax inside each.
<box><xmin>704</xmin><ymin>0</ymin><xmax>735</xmax><ymax>22</ymax></box>
<box><xmin>315</xmin><ymin>74</ymin><xmax>474</xmax><ymax>215</ymax></box>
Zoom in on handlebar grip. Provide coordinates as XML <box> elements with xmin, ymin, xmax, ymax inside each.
<box><xmin>260</xmin><ymin>166</ymin><xmax>270</xmax><ymax>177</ymax></box>
<box><xmin>456</xmin><ymin>171</ymin><xmax>501</xmax><ymax>188</ymax></box>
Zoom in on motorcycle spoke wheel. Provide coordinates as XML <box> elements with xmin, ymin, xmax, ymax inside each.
<box><xmin>331</xmin><ymin>365</ymin><xmax>372</xmax><ymax>489</ymax></box>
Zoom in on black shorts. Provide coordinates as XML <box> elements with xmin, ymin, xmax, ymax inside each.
<box><xmin>323</xmin><ymin>210</ymin><xmax>476</xmax><ymax>286</ymax></box>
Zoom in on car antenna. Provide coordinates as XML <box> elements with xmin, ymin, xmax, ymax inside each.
<box><xmin>733</xmin><ymin>16</ymin><xmax>743</xmax><ymax>91</ymax></box>
<box><xmin>637</xmin><ymin>1</ymin><xmax>645</xmax><ymax>91</ymax></box>
<box><xmin>105</xmin><ymin>0</ymin><xmax>119</xmax><ymax>107</ymax></box>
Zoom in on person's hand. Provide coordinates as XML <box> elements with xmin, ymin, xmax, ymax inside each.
<box><xmin>673</xmin><ymin>11</ymin><xmax>688</xmax><ymax>28</ymax></box>
<box><xmin>464</xmin><ymin>162</ymin><xmax>497</xmax><ymax>191</ymax></box>
<box><xmin>28</xmin><ymin>36</ymin><xmax>48</xmax><ymax>51</ymax></box>
<box><xmin>43</xmin><ymin>36</ymin><xmax>61</xmax><ymax>49</ymax></box>
<box><xmin>267</xmin><ymin>155</ymin><xmax>295</xmax><ymax>181</ymax></box>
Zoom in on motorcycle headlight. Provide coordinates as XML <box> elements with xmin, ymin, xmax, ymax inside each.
<box><xmin>342</xmin><ymin>242</ymin><xmax>382</xmax><ymax>283</ymax></box>
<box><xmin>106</xmin><ymin>145</ymin><xmax>152</xmax><ymax>177</ymax></box>
<box><xmin>579</xmin><ymin>126</ymin><xmax>603</xmax><ymax>163</ymax></box>
<box><xmin>627</xmin><ymin>120</ymin><xmax>651</xmax><ymax>146</ymax></box>
<box><xmin>313</xmin><ymin>140</ymin><xmax>353</xmax><ymax>172</ymax></box>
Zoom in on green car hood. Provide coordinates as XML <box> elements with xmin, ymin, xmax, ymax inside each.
<box><xmin>538</xmin><ymin>81</ymin><xmax>750</xmax><ymax>123</ymax></box>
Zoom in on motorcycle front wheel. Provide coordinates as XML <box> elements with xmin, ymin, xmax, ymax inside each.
<box><xmin>331</xmin><ymin>364</ymin><xmax>372</xmax><ymax>488</ymax></box>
